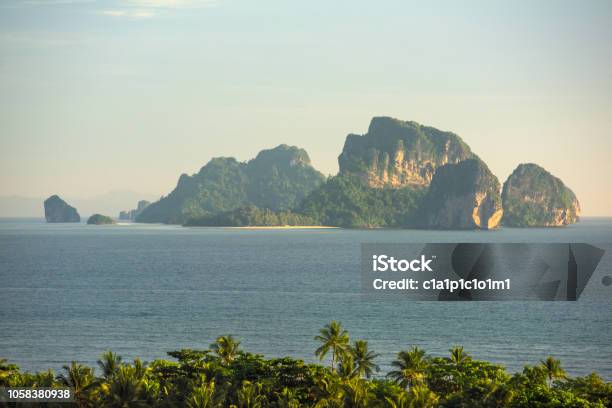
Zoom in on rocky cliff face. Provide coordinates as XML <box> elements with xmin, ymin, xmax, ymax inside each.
<box><xmin>419</xmin><ymin>159</ymin><xmax>503</xmax><ymax>229</ymax></box>
<box><xmin>502</xmin><ymin>163</ymin><xmax>580</xmax><ymax>227</ymax></box>
<box><xmin>119</xmin><ymin>200</ymin><xmax>151</xmax><ymax>220</ymax></box>
<box><xmin>43</xmin><ymin>195</ymin><xmax>80</xmax><ymax>223</ymax></box>
<box><xmin>338</xmin><ymin>117</ymin><xmax>476</xmax><ymax>188</ymax></box>
<box><xmin>136</xmin><ymin>145</ymin><xmax>325</xmax><ymax>224</ymax></box>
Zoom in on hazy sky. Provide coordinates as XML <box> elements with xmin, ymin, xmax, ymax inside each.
<box><xmin>1</xmin><ymin>0</ymin><xmax>611</xmax><ymax>215</ymax></box>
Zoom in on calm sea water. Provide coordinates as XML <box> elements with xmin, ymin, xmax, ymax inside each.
<box><xmin>1</xmin><ymin>218</ymin><xmax>611</xmax><ymax>379</ymax></box>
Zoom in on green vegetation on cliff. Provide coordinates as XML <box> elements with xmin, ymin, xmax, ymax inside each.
<box><xmin>134</xmin><ymin>118</ymin><xmax>581</xmax><ymax>230</ymax></box>
<box><xmin>87</xmin><ymin>214</ymin><xmax>115</xmax><ymax>225</ymax></box>
<box><xmin>1</xmin><ymin>322</ymin><xmax>609</xmax><ymax>407</ymax></box>
<box><xmin>502</xmin><ymin>163</ymin><xmax>580</xmax><ymax>227</ymax></box>
<box><xmin>245</xmin><ymin>145</ymin><xmax>323</xmax><ymax>211</ymax></box>
<box><xmin>136</xmin><ymin>145</ymin><xmax>325</xmax><ymax>224</ymax></box>
<box><xmin>186</xmin><ymin>206</ymin><xmax>318</xmax><ymax>227</ymax></box>
<box><xmin>299</xmin><ymin>175</ymin><xmax>426</xmax><ymax>228</ymax></box>
<box><xmin>297</xmin><ymin>118</ymin><xmax>500</xmax><ymax>229</ymax></box>
<box><xmin>136</xmin><ymin>157</ymin><xmax>248</xmax><ymax>224</ymax></box>
<box><xmin>338</xmin><ymin>117</ymin><xmax>476</xmax><ymax>187</ymax></box>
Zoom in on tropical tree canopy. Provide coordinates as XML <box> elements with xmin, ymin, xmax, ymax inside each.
<box><xmin>1</xmin><ymin>322</ymin><xmax>609</xmax><ymax>407</ymax></box>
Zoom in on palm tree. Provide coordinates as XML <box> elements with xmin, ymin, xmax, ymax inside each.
<box><xmin>312</xmin><ymin>377</ymin><xmax>343</xmax><ymax>408</ymax></box>
<box><xmin>58</xmin><ymin>362</ymin><xmax>94</xmax><ymax>408</ymax></box>
<box><xmin>485</xmin><ymin>380</ymin><xmax>515</xmax><ymax>406</ymax></box>
<box><xmin>409</xmin><ymin>385</ymin><xmax>439</xmax><ymax>408</ymax></box>
<box><xmin>338</xmin><ymin>353</ymin><xmax>357</xmax><ymax>379</ymax></box>
<box><xmin>210</xmin><ymin>335</ymin><xmax>241</xmax><ymax>365</ymax></box>
<box><xmin>105</xmin><ymin>365</ymin><xmax>147</xmax><ymax>407</ymax></box>
<box><xmin>237</xmin><ymin>380</ymin><xmax>266</xmax><ymax>408</ymax></box>
<box><xmin>276</xmin><ymin>387</ymin><xmax>300</xmax><ymax>408</ymax></box>
<box><xmin>387</xmin><ymin>347</ymin><xmax>428</xmax><ymax>388</ymax></box>
<box><xmin>187</xmin><ymin>381</ymin><xmax>216</xmax><ymax>408</ymax></box>
<box><xmin>97</xmin><ymin>350</ymin><xmax>122</xmax><ymax>379</ymax></box>
<box><xmin>449</xmin><ymin>346</ymin><xmax>471</xmax><ymax>367</ymax></box>
<box><xmin>341</xmin><ymin>377</ymin><xmax>372</xmax><ymax>408</ymax></box>
<box><xmin>540</xmin><ymin>356</ymin><xmax>566</xmax><ymax>387</ymax></box>
<box><xmin>132</xmin><ymin>357</ymin><xmax>147</xmax><ymax>380</ymax></box>
<box><xmin>384</xmin><ymin>391</ymin><xmax>410</xmax><ymax>408</ymax></box>
<box><xmin>141</xmin><ymin>377</ymin><xmax>161</xmax><ymax>405</ymax></box>
<box><xmin>350</xmin><ymin>340</ymin><xmax>380</xmax><ymax>379</ymax></box>
<box><xmin>314</xmin><ymin>321</ymin><xmax>350</xmax><ymax>373</ymax></box>
<box><xmin>33</xmin><ymin>369</ymin><xmax>56</xmax><ymax>387</ymax></box>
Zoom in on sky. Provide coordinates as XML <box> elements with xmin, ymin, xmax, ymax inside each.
<box><xmin>0</xmin><ymin>0</ymin><xmax>611</xmax><ymax>215</ymax></box>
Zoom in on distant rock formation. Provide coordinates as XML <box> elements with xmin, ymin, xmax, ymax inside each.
<box><xmin>119</xmin><ymin>200</ymin><xmax>151</xmax><ymax>221</ymax></box>
<box><xmin>94</xmin><ymin>116</ymin><xmax>582</xmax><ymax>230</ymax></box>
<box><xmin>502</xmin><ymin>163</ymin><xmax>580</xmax><ymax>227</ymax></box>
<box><xmin>136</xmin><ymin>144</ymin><xmax>325</xmax><ymax>224</ymax></box>
<box><xmin>419</xmin><ymin>159</ymin><xmax>503</xmax><ymax>229</ymax></box>
<box><xmin>87</xmin><ymin>214</ymin><xmax>115</xmax><ymax>225</ymax></box>
<box><xmin>338</xmin><ymin>117</ymin><xmax>476</xmax><ymax>188</ymax></box>
<box><xmin>43</xmin><ymin>195</ymin><xmax>80</xmax><ymax>223</ymax></box>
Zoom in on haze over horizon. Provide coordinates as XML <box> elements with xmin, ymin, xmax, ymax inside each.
<box><xmin>1</xmin><ymin>0</ymin><xmax>611</xmax><ymax>215</ymax></box>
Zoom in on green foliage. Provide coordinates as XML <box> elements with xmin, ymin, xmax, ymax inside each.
<box><xmin>186</xmin><ymin>206</ymin><xmax>318</xmax><ymax>227</ymax></box>
<box><xmin>137</xmin><ymin>146</ymin><xmax>325</xmax><ymax>224</ymax></box>
<box><xmin>245</xmin><ymin>145</ymin><xmax>326</xmax><ymax>212</ymax></box>
<box><xmin>211</xmin><ymin>335</ymin><xmax>241</xmax><ymax>365</ymax></box>
<box><xmin>98</xmin><ymin>350</ymin><xmax>123</xmax><ymax>379</ymax></box>
<box><xmin>86</xmin><ymin>213</ymin><xmax>115</xmax><ymax>225</ymax></box>
<box><xmin>502</xmin><ymin>201</ymin><xmax>556</xmax><ymax>227</ymax></box>
<box><xmin>558</xmin><ymin>373</ymin><xmax>612</xmax><ymax>406</ymax></box>
<box><xmin>350</xmin><ymin>340</ymin><xmax>380</xmax><ymax>379</ymax></box>
<box><xmin>1</xmin><ymin>323</ymin><xmax>609</xmax><ymax>407</ymax></box>
<box><xmin>137</xmin><ymin>157</ymin><xmax>250</xmax><ymax>224</ymax></box>
<box><xmin>314</xmin><ymin>321</ymin><xmax>350</xmax><ymax>373</ymax></box>
<box><xmin>299</xmin><ymin>175</ymin><xmax>426</xmax><ymax>227</ymax></box>
<box><xmin>502</xmin><ymin>163</ymin><xmax>579</xmax><ymax>227</ymax></box>
<box><xmin>540</xmin><ymin>356</ymin><xmax>567</xmax><ymax>387</ymax></box>
<box><xmin>387</xmin><ymin>346</ymin><xmax>428</xmax><ymax>388</ymax></box>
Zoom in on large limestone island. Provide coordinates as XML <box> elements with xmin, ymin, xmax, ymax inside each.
<box><xmin>43</xmin><ymin>195</ymin><xmax>80</xmax><ymax>223</ymax></box>
<box><xmin>136</xmin><ymin>144</ymin><xmax>326</xmax><ymax>224</ymax></box>
<box><xmin>136</xmin><ymin>117</ymin><xmax>580</xmax><ymax>230</ymax></box>
<box><xmin>502</xmin><ymin>163</ymin><xmax>580</xmax><ymax>227</ymax></box>
<box><xmin>299</xmin><ymin>118</ymin><xmax>502</xmax><ymax>229</ymax></box>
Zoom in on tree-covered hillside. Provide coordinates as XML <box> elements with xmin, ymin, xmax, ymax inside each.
<box><xmin>299</xmin><ymin>175</ymin><xmax>426</xmax><ymax>228</ymax></box>
<box><xmin>136</xmin><ymin>145</ymin><xmax>325</xmax><ymax>224</ymax></box>
<box><xmin>135</xmin><ymin>118</ymin><xmax>581</xmax><ymax>229</ymax></box>
<box><xmin>185</xmin><ymin>206</ymin><xmax>318</xmax><ymax>227</ymax></box>
<box><xmin>502</xmin><ymin>163</ymin><xmax>580</xmax><ymax>227</ymax></box>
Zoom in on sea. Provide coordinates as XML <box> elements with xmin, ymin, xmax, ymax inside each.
<box><xmin>1</xmin><ymin>218</ymin><xmax>611</xmax><ymax>379</ymax></box>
